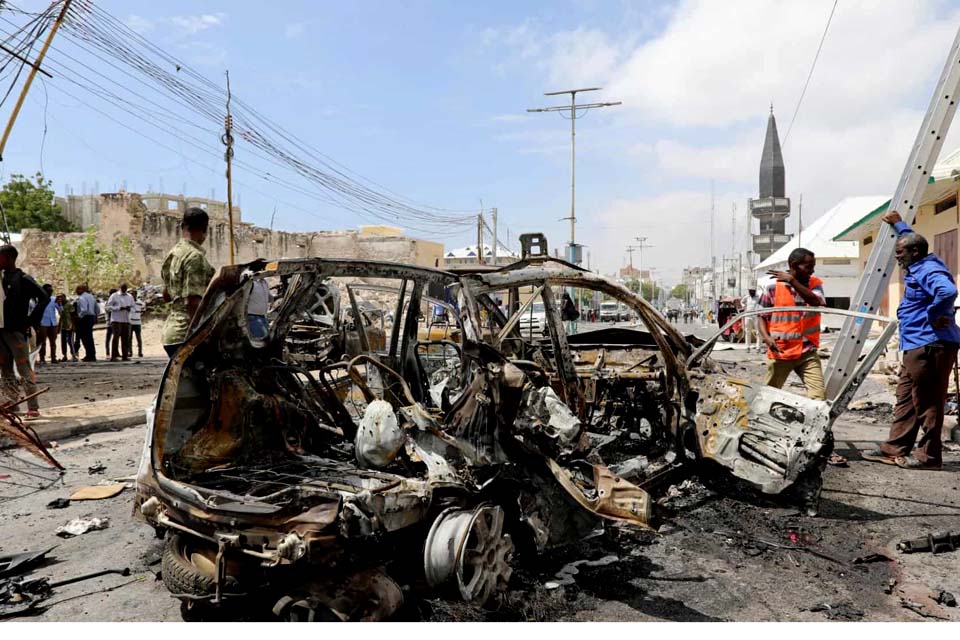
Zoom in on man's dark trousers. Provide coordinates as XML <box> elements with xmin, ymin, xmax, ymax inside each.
<box><xmin>77</xmin><ymin>315</ymin><xmax>96</xmax><ymax>360</ymax></box>
<box><xmin>881</xmin><ymin>341</ymin><xmax>959</xmax><ymax>465</ymax></box>
<box><xmin>111</xmin><ymin>322</ymin><xmax>131</xmax><ymax>361</ymax></box>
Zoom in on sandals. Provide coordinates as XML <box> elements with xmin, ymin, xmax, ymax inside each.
<box><xmin>861</xmin><ymin>449</ymin><xmax>941</xmax><ymax>469</ymax></box>
<box><xmin>861</xmin><ymin>449</ymin><xmax>898</xmax><ymax>465</ymax></box>
<box><xmin>894</xmin><ymin>456</ymin><xmax>941</xmax><ymax>470</ymax></box>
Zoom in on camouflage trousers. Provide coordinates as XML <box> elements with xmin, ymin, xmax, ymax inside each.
<box><xmin>0</xmin><ymin>330</ymin><xmax>39</xmax><ymax>411</ymax></box>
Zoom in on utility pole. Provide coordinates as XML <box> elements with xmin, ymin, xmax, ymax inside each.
<box><xmin>709</xmin><ymin>183</ymin><xmax>716</xmax><ymax>305</ymax></box>
<box><xmin>634</xmin><ymin>236</ymin><xmax>652</xmax><ymax>297</ymax></box>
<box><xmin>527</xmin><ymin>88</ymin><xmax>621</xmax><ymax>266</ymax></box>
<box><xmin>223</xmin><ymin>70</ymin><xmax>236</xmax><ymax>265</ymax></box>
<box><xmin>0</xmin><ymin>0</ymin><xmax>70</xmax><ymax>160</ymax></box>
<box><xmin>0</xmin><ymin>0</ymin><xmax>72</xmax><ymax>243</ymax></box>
<box><xmin>477</xmin><ymin>212</ymin><xmax>484</xmax><ymax>265</ymax></box>
<box><xmin>491</xmin><ymin>207</ymin><xmax>498</xmax><ymax>263</ymax></box>
<box><xmin>625</xmin><ymin>246</ymin><xmax>638</xmax><ymax>270</ymax></box>
<box><xmin>797</xmin><ymin>193</ymin><xmax>803</xmax><ymax>247</ymax></box>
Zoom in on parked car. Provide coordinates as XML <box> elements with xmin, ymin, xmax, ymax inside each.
<box><xmin>517</xmin><ymin>301</ymin><xmax>547</xmax><ymax>337</ymax></box>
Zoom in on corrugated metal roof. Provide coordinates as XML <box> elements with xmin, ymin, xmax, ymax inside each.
<box><xmin>756</xmin><ymin>196</ymin><xmax>889</xmax><ymax>270</ymax></box>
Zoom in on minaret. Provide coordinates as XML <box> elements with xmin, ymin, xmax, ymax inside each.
<box><xmin>750</xmin><ymin>105</ymin><xmax>792</xmax><ymax>261</ymax></box>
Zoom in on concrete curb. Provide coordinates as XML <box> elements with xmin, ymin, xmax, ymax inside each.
<box><xmin>3</xmin><ymin>409</ymin><xmax>147</xmax><ymax>448</ymax></box>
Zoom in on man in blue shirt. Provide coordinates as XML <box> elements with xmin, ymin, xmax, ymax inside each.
<box><xmin>864</xmin><ymin>211</ymin><xmax>960</xmax><ymax>470</ymax></box>
<box><xmin>37</xmin><ymin>283</ymin><xmax>61</xmax><ymax>364</ymax></box>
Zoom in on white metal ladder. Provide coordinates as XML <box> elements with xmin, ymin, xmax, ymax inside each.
<box><xmin>824</xmin><ymin>27</ymin><xmax>960</xmax><ymax>398</ymax></box>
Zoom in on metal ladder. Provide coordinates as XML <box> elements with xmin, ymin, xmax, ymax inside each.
<box><xmin>824</xmin><ymin>26</ymin><xmax>960</xmax><ymax>398</ymax></box>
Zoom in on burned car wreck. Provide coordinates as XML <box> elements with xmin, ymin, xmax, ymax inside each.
<box><xmin>135</xmin><ymin>242</ymin><xmax>895</xmax><ymax>621</ymax></box>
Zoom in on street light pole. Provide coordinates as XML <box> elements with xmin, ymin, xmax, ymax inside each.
<box><xmin>527</xmin><ymin>88</ymin><xmax>621</xmax><ymax>265</ymax></box>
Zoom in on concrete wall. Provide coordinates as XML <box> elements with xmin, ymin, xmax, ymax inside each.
<box><xmin>855</xmin><ymin>189</ymin><xmax>960</xmax><ymax>317</ymax></box>
<box><xmin>19</xmin><ymin>192</ymin><xmax>445</xmax><ymax>287</ymax></box>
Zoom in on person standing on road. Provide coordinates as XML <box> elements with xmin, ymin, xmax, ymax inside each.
<box><xmin>759</xmin><ymin>248</ymin><xmax>846</xmax><ymax>467</ymax></box>
<box><xmin>161</xmin><ymin>207</ymin><xmax>214</xmax><ymax>357</ymax></box>
<box><xmin>75</xmin><ymin>284</ymin><xmax>99</xmax><ymax>362</ymax></box>
<box><xmin>129</xmin><ymin>289</ymin><xmax>145</xmax><ymax>358</ymax></box>
<box><xmin>863</xmin><ymin>211</ymin><xmax>960</xmax><ymax>470</ymax></box>
<box><xmin>107</xmin><ymin>283</ymin><xmax>134</xmax><ymax>362</ymax></box>
<box><xmin>741</xmin><ymin>287</ymin><xmax>763</xmax><ymax>353</ymax></box>
<box><xmin>58</xmin><ymin>293</ymin><xmax>77</xmax><ymax>362</ymax></box>
<box><xmin>103</xmin><ymin>288</ymin><xmax>116</xmax><ymax>358</ymax></box>
<box><xmin>247</xmin><ymin>278</ymin><xmax>271</xmax><ymax>339</ymax></box>
<box><xmin>0</xmin><ymin>245</ymin><xmax>49</xmax><ymax>417</ymax></box>
<box><xmin>37</xmin><ymin>284</ymin><xmax>60</xmax><ymax>364</ymax></box>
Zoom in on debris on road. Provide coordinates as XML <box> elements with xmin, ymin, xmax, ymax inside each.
<box><xmin>805</xmin><ymin>601</ymin><xmax>865</xmax><ymax>621</ymax></box>
<box><xmin>0</xmin><ymin>548</ymin><xmax>55</xmax><ymax>578</ymax></box>
<box><xmin>937</xmin><ymin>591</ymin><xmax>957</xmax><ymax>607</ymax></box>
<box><xmin>896</xmin><ymin>531</ymin><xmax>959</xmax><ymax>554</ymax></box>
<box><xmin>852</xmin><ymin>552</ymin><xmax>894</xmax><ymax>565</ymax></box>
<box><xmin>897</xmin><ymin>583</ymin><xmax>951</xmax><ymax>620</ymax></box>
<box><xmin>45</xmin><ymin>498</ymin><xmax>70</xmax><ymax>509</ymax></box>
<box><xmin>87</xmin><ymin>462</ymin><xmax>106</xmax><ymax>475</ymax></box>
<box><xmin>543</xmin><ymin>555</ymin><xmax>619</xmax><ymax>590</ymax></box>
<box><xmin>69</xmin><ymin>484</ymin><xmax>126</xmax><ymax>500</ymax></box>
<box><xmin>0</xmin><ymin>388</ymin><xmax>60</xmax><ymax>470</ymax></box>
<box><xmin>55</xmin><ymin>517</ymin><xmax>109</xmax><ymax>537</ymax></box>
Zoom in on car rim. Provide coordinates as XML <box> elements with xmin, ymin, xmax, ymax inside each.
<box><xmin>424</xmin><ymin>504</ymin><xmax>514</xmax><ymax>604</ymax></box>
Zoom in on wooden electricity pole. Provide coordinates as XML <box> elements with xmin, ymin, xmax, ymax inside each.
<box><xmin>223</xmin><ymin>71</ymin><xmax>236</xmax><ymax>264</ymax></box>
<box><xmin>0</xmin><ymin>0</ymin><xmax>71</xmax><ymax>161</ymax></box>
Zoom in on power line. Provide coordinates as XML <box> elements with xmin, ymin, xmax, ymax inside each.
<box><xmin>783</xmin><ymin>0</ymin><xmax>838</xmax><ymax>146</ymax></box>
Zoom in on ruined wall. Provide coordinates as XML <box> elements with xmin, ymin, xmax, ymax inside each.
<box><xmin>20</xmin><ymin>192</ymin><xmax>445</xmax><ymax>285</ymax></box>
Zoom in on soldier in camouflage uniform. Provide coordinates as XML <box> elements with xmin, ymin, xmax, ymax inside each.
<box><xmin>161</xmin><ymin>207</ymin><xmax>215</xmax><ymax>357</ymax></box>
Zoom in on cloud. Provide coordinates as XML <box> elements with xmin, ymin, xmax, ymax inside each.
<box><xmin>124</xmin><ymin>15</ymin><xmax>154</xmax><ymax>34</ymax></box>
<box><xmin>284</xmin><ymin>23</ymin><xmax>305</xmax><ymax>39</ymax></box>
<box><xmin>169</xmin><ymin>13</ymin><xmax>225</xmax><ymax>37</ymax></box>
<box><xmin>481</xmin><ymin>0</ymin><xmax>960</xmax><ymax>281</ymax></box>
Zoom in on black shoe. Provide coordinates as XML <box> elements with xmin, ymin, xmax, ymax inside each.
<box><xmin>81</xmin><ymin>357</ymin><xmax>96</xmax><ymax>362</ymax></box>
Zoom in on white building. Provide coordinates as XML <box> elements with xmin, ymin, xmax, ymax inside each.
<box><xmin>443</xmin><ymin>244</ymin><xmax>518</xmax><ymax>267</ymax></box>
<box><xmin>754</xmin><ymin>196</ymin><xmax>888</xmax><ymax>330</ymax></box>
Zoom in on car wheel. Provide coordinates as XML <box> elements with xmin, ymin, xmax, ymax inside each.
<box><xmin>423</xmin><ymin>504</ymin><xmax>514</xmax><ymax>606</ymax></box>
<box><xmin>162</xmin><ymin>532</ymin><xmax>239</xmax><ymax>597</ymax></box>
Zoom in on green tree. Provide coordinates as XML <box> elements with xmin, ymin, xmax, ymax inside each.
<box><xmin>47</xmin><ymin>229</ymin><xmax>137</xmax><ymax>293</ymax></box>
<box><xmin>625</xmin><ymin>278</ymin><xmax>641</xmax><ymax>294</ymax></box>
<box><xmin>670</xmin><ymin>284</ymin><xmax>689</xmax><ymax>300</ymax></box>
<box><xmin>641</xmin><ymin>281</ymin><xmax>661</xmax><ymax>301</ymax></box>
<box><xmin>0</xmin><ymin>172</ymin><xmax>75</xmax><ymax>232</ymax></box>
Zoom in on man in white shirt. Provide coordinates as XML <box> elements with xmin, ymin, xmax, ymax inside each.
<box><xmin>107</xmin><ymin>283</ymin><xmax>134</xmax><ymax>362</ymax></box>
<box><xmin>129</xmin><ymin>289</ymin><xmax>145</xmax><ymax>358</ymax></box>
<box><xmin>741</xmin><ymin>287</ymin><xmax>762</xmax><ymax>352</ymax></box>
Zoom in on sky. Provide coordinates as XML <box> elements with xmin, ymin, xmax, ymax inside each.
<box><xmin>3</xmin><ymin>0</ymin><xmax>960</xmax><ymax>284</ymax></box>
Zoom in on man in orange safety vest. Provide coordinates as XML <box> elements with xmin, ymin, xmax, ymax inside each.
<box><xmin>758</xmin><ymin>247</ymin><xmax>826</xmax><ymax>400</ymax></box>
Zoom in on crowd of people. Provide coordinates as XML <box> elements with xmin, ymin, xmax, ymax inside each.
<box><xmin>0</xmin><ymin>206</ymin><xmax>216</xmax><ymax>418</ymax></box>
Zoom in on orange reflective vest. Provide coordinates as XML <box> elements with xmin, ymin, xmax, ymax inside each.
<box><xmin>766</xmin><ymin>276</ymin><xmax>822</xmax><ymax>360</ymax></box>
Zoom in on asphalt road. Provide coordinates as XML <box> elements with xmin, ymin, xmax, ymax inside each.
<box><xmin>2</xmin><ymin>320</ymin><xmax>957</xmax><ymax>622</ymax></box>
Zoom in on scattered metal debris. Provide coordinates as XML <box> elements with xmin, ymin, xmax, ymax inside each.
<box><xmin>0</xmin><ymin>388</ymin><xmax>60</xmax><ymax>470</ymax></box>
<box><xmin>938</xmin><ymin>591</ymin><xmax>957</xmax><ymax>607</ymax></box>
<box><xmin>544</xmin><ymin>555</ymin><xmax>618</xmax><ymax>590</ymax></box>
<box><xmin>0</xmin><ymin>548</ymin><xmax>55</xmax><ymax>578</ymax></box>
<box><xmin>805</xmin><ymin>601</ymin><xmax>865</xmax><ymax>620</ymax></box>
<box><xmin>87</xmin><ymin>462</ymin><xmax>106</xmax><ymax>475</ymax></box>
<box><xmin>852</xmin><ymin>552</ymin><xmax>894</xmax><ymax>565</ymax></box>
<box><xmin>45</xmin><ymin>498</ymin><xmax>70</xmax><ymax>509</ymax></box>
<box><xmin>55</xmin><ymin>517</ymin><xmax>110</xmax><ymax>537</ymax></box>
<box><xmin>896</xmin><ymin>531</ymin><xmax>959</xmax><ymax>554</ymax></box>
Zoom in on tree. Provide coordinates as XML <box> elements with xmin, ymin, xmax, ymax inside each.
<box><xmin>625</xmin><ymin>278</ymin><xmax>641</xmax><ymax>295</ymax></box>
<box><xmin>670</xmin><ymin>284</ymin><xmax>689</xmax><ymax>300</ymax></box>
<box><xmin>641</xmin><ymin>281</ymin><xmax>661</xmax><ymax>301</ymax></box>
<box><xmin>0</xmin><ymin>173</ymin><xmax>75</xmax><ymax>232</ymax></box>
<box><xmin>48</xmin><ymin>229</ymin><xmax>137</xmax><ymax>293</ymax></box>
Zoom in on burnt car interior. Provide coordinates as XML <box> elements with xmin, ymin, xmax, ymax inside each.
<box><xmin>137</xmin><ymin>242</ymin><xmax>894</xmax><ymax>620</ymax></box>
